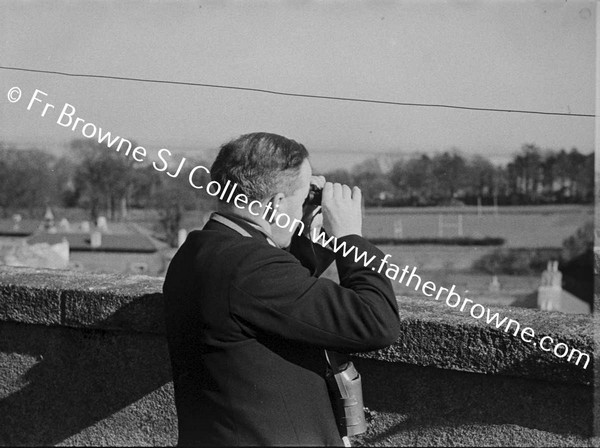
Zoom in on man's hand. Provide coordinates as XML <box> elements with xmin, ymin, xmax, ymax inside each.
<box><xmin>321</xmin><ymin>182</ymin><xmax>362</xmax><ymax>238</ymax></box>
<box><xmin>310</xmin><ymin>175</ymin><xmax>326</xmax><ymax>190</ymax></box>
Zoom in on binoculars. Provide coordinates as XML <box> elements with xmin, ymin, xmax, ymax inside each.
<box><xmin>304</xmin><ymin>184</ymin><xmax>323</xmax><ymax>207</ymax></box>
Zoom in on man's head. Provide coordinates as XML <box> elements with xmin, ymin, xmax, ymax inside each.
<box><xmin>211</xmin><ymin>132</ymin><xmax>312</xmax><ymax>247</ymax></box>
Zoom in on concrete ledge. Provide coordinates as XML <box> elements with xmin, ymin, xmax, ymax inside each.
<box><xmin>0</xmin><ymin>265</ymin><xmax>596</xmax><ymax>446</ymax></box>
<box><xmin>0</xmin><ymin>266</ymin><xmax>164</xmax><ymax>334</ymax></box>
<box><xmin>0</xmin><ymin>279</ymin><xmax>62</xmax><ymax>326</ymax></box>
<box><xmin>356</xmin><ymin>297</ymin><xmax>594</xmax><ymax>386</ymax></box>
<box><xmin>0</xmin><ymin>265</ymin><xmax>594</xmax><ymax>386</ymax></box>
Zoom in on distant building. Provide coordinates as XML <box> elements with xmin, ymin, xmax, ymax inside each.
<box><xmin>0</xmin><ymin>216</ymin><xmax>168</xmax><ymax>276</ymax></box>
<box><xmin>26</xmin><ymin>231</ymin><xmax>164</xmax><ymax>275</ymax></box>
<box><xmin>0</xmin><ymin>219</ymin><xmax>41</xmax><ymax>243</ymax></box>
<box><xmin>537</xmin><ymin>259</ymin><xmax>591</xmax><ymax>314</ymax></box>
<box><xmin>1</xmin><ymin>239</ymin><xmax>69</xmax><ymax>270</ymax></box>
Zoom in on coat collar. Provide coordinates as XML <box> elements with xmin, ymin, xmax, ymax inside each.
<box><xmin>206</xmin><ymin>212</ymin><xmax>278</xmax><ymax>247</ymax></box>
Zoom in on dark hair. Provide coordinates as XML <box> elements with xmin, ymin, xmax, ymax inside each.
<box><xmin>211</xmin><ymin>132</ymin><xmax>309</xmax><ymax>201</ymax></box>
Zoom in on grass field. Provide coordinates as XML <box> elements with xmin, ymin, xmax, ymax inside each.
<box><xmin>119</xmin><ymin>204</ymin><xmax>593</xmax><ymax>249</ymax></box>
<box><xmin>127</xmin><ymin>207</ymin><xmax>561</xmax><ymax>304</ymax></box>
<box><xmin>362</xmin><ymin>205</ymin><xmax>593</xmax><ymax>249</ymax></box>
<box><xmin>123</xmin><ymin>204</ymin><xmax>591</xmax><ymax>246</ymax></box>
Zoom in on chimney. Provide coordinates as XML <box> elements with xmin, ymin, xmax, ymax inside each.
<box><xmin>59</xmin><ymin>218</ymin><xmax>71</xmax><ymax>232</ymax></box>
<box><xmin>12</xmin><ymin>214</ymin><xmax>21</xmax><ymax>231</ymax></box>
<box><xmin>90</xmin><ymin>230</ymin><xmax>102</xmax><ymax>248</ymax></box>
<box><xmin>97</xmin><ymin>216</ymin><xmax>108</xmax><ymax>232</ymax></box>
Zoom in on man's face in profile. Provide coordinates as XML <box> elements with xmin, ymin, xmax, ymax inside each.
<box><xmin>271</xmin><ymin>158</ymin><xmax>312</xmax><ymax>248</ymax></box>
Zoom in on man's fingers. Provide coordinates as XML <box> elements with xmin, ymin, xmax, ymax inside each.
<box><xmin>352</xmin><ymin>186</ymin><xmax>362</xmax><ymax>202</ymax></box>
<box><xmin>323</xmin><ymin>182</ymin><xmax>333</xmax><ymax>199</ymax></box>
<box><xmin>342</xmin><ymin>184</ymin><xmax>352</xmax><ymax>199</ymax></box>
<box><xmin>332</xmin><ymin>183</ymin><xmax>343</xmax><ymax>198</ymax></box>
<box><xmin>320</xmin><ymin>183</ymin><xmax>363</xmax><ymax>238</ymax></box>
<box><xmin>311</xmin><ymin>175</ymin><xmax>326</xmax><ymax>188</ymax></box>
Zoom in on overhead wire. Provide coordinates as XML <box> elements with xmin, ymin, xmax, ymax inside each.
<box><xmin>0</xmin><ymin>65</ymin><xmax>595</xmax><ymax>118</ymax></box>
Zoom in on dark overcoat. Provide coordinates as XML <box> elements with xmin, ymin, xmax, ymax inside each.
<box><xmin>163</xmin><ymin>212</ymin><xmax>399</xmax><ymax>446</ymax></box>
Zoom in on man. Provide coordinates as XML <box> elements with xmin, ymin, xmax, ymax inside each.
<box><xmin>163</xmin><ymin>132</ymin><xmax>400</xmax><ymax>446</ymax></box>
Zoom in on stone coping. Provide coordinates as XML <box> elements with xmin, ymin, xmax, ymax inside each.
<box><xmin>0</xmin><ymin>266</ymin><xmax>595</xmax><ymax>386</ymax></box>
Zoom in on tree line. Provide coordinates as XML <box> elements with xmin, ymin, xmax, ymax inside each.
<box><xmin>0</xmin><ymin>140</ymin><xmax>594</xmax><ymax>223</ymax></box>
<box><xmin>0</xmin><ymin>138</ymin><xmax>212</xmax><ymax>246</ymax></box>
<box><xmin>324</xmin><ymin>144</ymin><xmax>593</xmax><ymax>206</ymax></box>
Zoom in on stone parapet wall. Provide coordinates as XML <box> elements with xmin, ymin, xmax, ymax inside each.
<box><xmin>0</xmin><ymin>266</ymin><xmax>597</xmax><ymax>446</ymax></box>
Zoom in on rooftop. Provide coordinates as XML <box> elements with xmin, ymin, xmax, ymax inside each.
<box><xmin>0</xmin><ymin>219</ymin><xmax>41</xmax><ymax>237</ymax></box>
<box><xmin>26</xmin><ymin>232</ymin><xmax>158</xmax><ymax>253</ymax></box>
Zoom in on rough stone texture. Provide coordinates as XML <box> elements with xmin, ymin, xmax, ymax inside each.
<box><xmin>0</xmin><ymin>322</ymin><xmax>176</xmax><ymax>446</ymax></box>
<box><xmin>0</xmin><ymin>265</ymin><xmax>597</xmax><ymax>446</ymax></box>
<box><xmin>0</xmin><ymin>266</ymin><xmax>593</xmax><ymax>384</ymax></box>
<box><xmin>0</xmin><ymin>266</ymin><xmax>165</xmax><ymax>334</ymax></box>
<box><xmin>351</xmin><ymin>358</ymin><xmax>596</xmax><ymax>447</ymax></box>
<box><xmin>0</xmin><ymin>278</ymin><xmax>62</xmax><ymax>325</ymax></box>
<box><xmin>358</xmin><ymin>295</ymin><xmax>594</xmax><ymax>386</ymax></box>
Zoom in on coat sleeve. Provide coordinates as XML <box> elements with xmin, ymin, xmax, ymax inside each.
<box><xmin>286</xmin><ymin>232</ymin><xmax>336</xmax><ymax>277</ymax></box>
<box><xmin>229</xmin><ymin>234</ymin><xmax>400</xmax><ymax>353</ymax></box>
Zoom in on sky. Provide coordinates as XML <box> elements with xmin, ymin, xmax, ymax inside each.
<box><xmin>0</xmin><ymin>0</ymin><xmax>596</xmax><ymax>171</ymax></box>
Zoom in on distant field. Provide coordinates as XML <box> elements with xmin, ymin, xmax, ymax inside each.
<box><xmin>27</xmin><ymin>204</ymin><xmax>591</xmax><ymax>250</ymax></box>
<box><xmin>152</xmin><ymin>204</ymin><xmax>592</xmax><ymax>249</ymax></box>
<box><xmin>9</xmin><ymin>205</ymin><xmax>575</xmax><ymax>306</ymax></box>
<box><xmin>105</xmin><ymin>205</ymin><xmax>595</xmax><ymax>309</ymax></box>
<box><xmin>362</xmin><ymin>205</ymin><xmax>593</xmax><ymax>248</ymax></box>
<box><xmin>119</xmin><ymin>205</ymin><xmax>594</xmax><ymax>248</ymax></box>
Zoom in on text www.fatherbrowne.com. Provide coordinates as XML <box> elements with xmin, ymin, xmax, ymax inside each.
<box><xmin>310</xmin><ymin>228</ymin><xmax>591</xmax><ymax>370</ymax></box>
